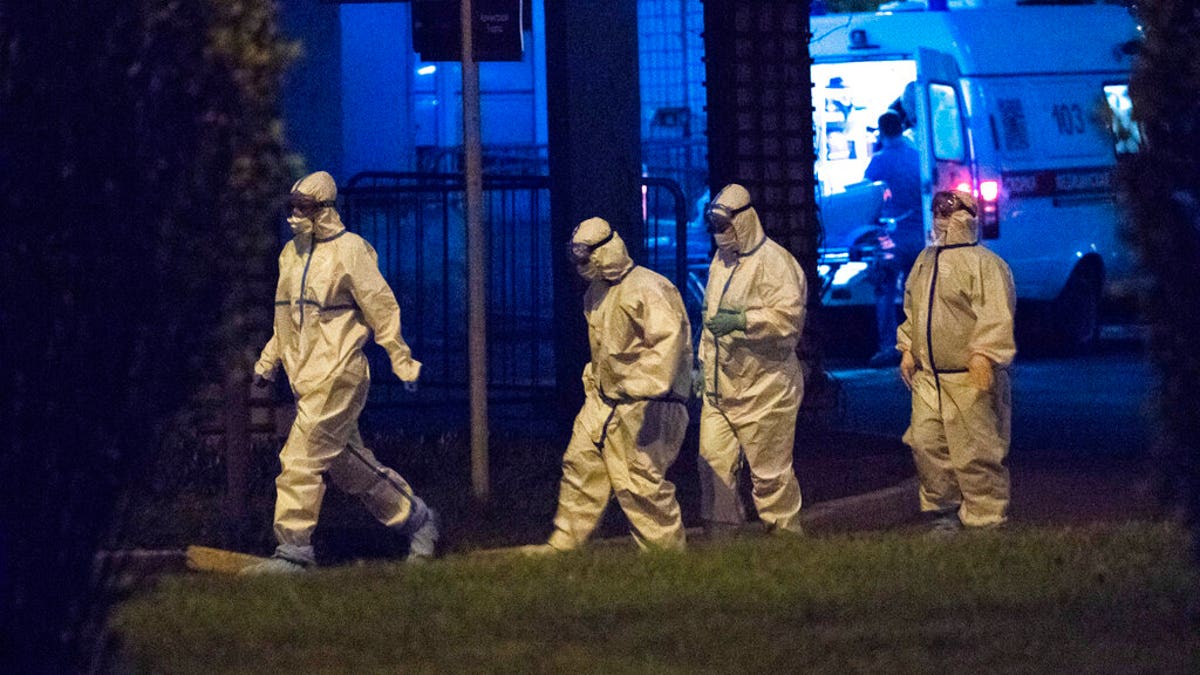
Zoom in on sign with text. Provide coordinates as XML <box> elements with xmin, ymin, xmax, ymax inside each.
<box><xmin>412</xmin><ymin>0</ymin><xmax>525</xmax><ymax>62</ymax></box>
<box><xmin>1003</xmin><ymin>167</ymin><xmax>1115</xmax><ymax>197</ymax></box>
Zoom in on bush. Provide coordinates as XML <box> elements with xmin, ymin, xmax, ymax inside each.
<box><xmin>1</xmin><ymin>0</ymin><xmax>296</xmax><ymax>670</ymax></box>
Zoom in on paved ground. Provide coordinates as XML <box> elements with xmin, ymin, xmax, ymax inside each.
<box><xmin>818</xmin><ymin>327</ymin><xmax>1167</xmax><ymax>531</ymax></box>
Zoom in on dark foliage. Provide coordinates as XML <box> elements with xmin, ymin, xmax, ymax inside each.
<box><xmin>1118</xmin><ymin>0</ymin><xmax>1200</xmax><ymax>560</ymax></box>
<box><xmin>0</xmin><ymin>0</ymin><xmax>293</xmax><ymax>671</ymax></box>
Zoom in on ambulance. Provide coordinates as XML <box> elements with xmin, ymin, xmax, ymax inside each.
<box><xmin>811</xmin><ymin>0</ymin><xmax>1142</xmax><ymax>349</ymax></box>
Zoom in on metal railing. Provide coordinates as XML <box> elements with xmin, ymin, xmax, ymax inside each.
<box><xmin>337</xmin><ymin>171</ymin><xmax>697</xmax><ymax>405</ymax></box>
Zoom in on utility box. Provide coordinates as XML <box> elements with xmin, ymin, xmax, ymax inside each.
<box><xmin>411</xmin><ymin>0</ymin><xmax>525</xmax><ymax>62</ymax></box>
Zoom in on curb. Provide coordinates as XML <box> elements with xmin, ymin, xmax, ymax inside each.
<box><xmin>93</xmin><ymin>549</ymin><xmax>189</xmax><ymax>587</ymax></box>
<box><xmin>676</xmin><ymin>476</ymin><xmax>920</xmax><ymax>539</ymax></box>
<box><xmin>474</xmin><ymin>477</ymin><xmax>922</xmax><ymax>557</ymax></box>
<box><xmin>800</xmin><ymin>477</ymin><xmax>920</xmax><ymax>534</ymax></box>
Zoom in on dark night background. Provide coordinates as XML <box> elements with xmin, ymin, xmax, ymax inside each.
<box><xmin>1</xmin><ymin>1</ymin><xmax>1197</xmax><ymax>672</ymax></box>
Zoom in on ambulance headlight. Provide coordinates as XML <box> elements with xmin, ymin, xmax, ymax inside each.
<box><xmin>832</xmin><ymin>261</ymin><xmax>868</xmax><ymax>286</ymax></box>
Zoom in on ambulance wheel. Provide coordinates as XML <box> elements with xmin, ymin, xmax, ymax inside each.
<box><xmin>1051</xmin><ymin>264</ymin><xmax>1102</xmax><ymax>352</ymax></box>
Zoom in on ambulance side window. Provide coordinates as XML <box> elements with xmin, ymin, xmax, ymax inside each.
<box><xmin>929</xmin><ymin>83</ymin><xmax>964</xmax><ymax>161</ymax></box>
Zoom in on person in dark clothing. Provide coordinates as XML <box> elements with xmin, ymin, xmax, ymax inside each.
<box><xmin>864</xmin><ymin>110</ymin><xmax>923</xmax><ymax>368</ymax></box>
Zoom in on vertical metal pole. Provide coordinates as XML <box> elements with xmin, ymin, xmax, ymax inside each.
<box><xmin>461</xmin><ymin>0</ymin><xmax>489</xmax><ymax>502</ymax></box>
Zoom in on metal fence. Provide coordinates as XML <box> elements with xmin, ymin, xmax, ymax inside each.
<box><xmin>639</xmin><ymin>0</ymin><xmax>707</xmax><ymax>144</ymax></box>
<box><xmin>337</xmin><ymin>171</ymin><xmax>699</xmax><ymax>405</ymax></box>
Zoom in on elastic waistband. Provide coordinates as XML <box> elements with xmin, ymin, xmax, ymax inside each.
<box><xmin>928</xmin><ymin>366</ymin><xmax>1010</xmax><ymax>375</ymax></box>
<box><xmin>600</xmin><ymin>392</ymin><xmax>688</xmax><ymax>407</ymax></box>
<box><xmin>274</xmin><ymin>298</ymin><xmax>359</xmax><ymax>313</ymax></box>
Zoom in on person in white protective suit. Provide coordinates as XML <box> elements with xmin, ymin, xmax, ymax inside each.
<box><xmin>541</xmin><ymin>216</ymin><xmax>693</xmax><ymax>551</ymax></box>
<box><xmin>897</xmin><ymin>189</ymin><xmax>1016</xmax><ymax>533</ymax></box>
<box><xmin>244</xmin><ymin>170</ymin><xmax>438</xmax><ymax>574</ymax></box>
<box><xmin>697</xmin><ymin>184</ymin><xmax>807</xmax><ymax>536</ymax></box>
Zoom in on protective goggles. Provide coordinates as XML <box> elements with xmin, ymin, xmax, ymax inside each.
<box><xmin>704</xmin><ymin>202</ymin><xmax>751</xmax><ymax>233</ymax></box>
<box><xmin>567</xmin><ymin>226</ymin><xmax>614</xmax><ymax>264</ymax></box>
<box><xmin>931</xmin><ymin>190</ymin><xmax>976</xmax><ymax>219</ymax></box>
<box><xmin>289</xmin><ymin>193</ymin><xmax>336</xmax><ymax>215</ymax></box>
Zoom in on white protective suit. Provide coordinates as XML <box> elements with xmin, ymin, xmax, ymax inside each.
<box><xmin>698</xmin><ymin>184</ymin><xmax>807</xmax><ymax>534</ymax></box>
<box><xmin>254</xmin><ymin>171</ymin><xmax>428</xmax><ymax>565</ymax></box>
<box><xmin>548</xmin><ymin>217</ymin><xmax>693</xmax><ymax>551</ymax></box>
<box><xmin>897</xmin><ymin>191</ymin><xmax>1016</xmax><ymax>528</ymax></box>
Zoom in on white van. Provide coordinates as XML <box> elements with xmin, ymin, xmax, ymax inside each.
<box><xmin>811</xmin><ymin>1</ymin><xmax>1141</xmax><ymax>349</ymax></box>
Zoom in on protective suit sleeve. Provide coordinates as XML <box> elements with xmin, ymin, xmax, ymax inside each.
<box><xmin>622</xmin><ymin>284</ymin><xmax>689</xmax><ymax>399</ymax></box>
<box><xmin>349</xmin><ymin>240</ymin><xmax>423</xmax><ymax>382</ymax></box>
<box><xmin>254</xmin><ymin>333</ymin><xmax>281</xmax><ymax>380</ymax></box>
<box><xmin>967</xmin><ymin>255</ymin><xmax>1017</xmax><ymax>368</ymax></box>
<box><xmin>741</xmin><ymin>257</ymin><xmax>805</xmax><ymax>343</ymax></box>
<box><xmin>254</xmin><ymin>253</ymin><xmax>287</xmax><ymax>381</ymax></box>
<box><xmin>896</xmin><ymin>259</ymin><xmax>917</xmax><ymax>353</ymax></box>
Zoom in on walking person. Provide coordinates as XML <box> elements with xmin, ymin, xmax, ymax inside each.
<box><xmin>538</xmin><ymin>217</ymin><xmax>693</xmax><ymax>552</ymax></box>
<box><xmin>697</xmin><ymin>184</ymin><xmax>807</xmax><ymax>537</ymax></box>
<box><xmin>245</xmin><ymin>170</ymin><xmax>438</xmax><ymax>573</ymax></box>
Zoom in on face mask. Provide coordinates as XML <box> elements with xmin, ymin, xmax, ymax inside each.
<box><xmin>714</xmin><ymin>229</ymin><xmax>740</xmax><ymax>252</ymax></box>
<box><xmin>930</xmin><ymin>217</ymin><xmax>949</xmax><ymax>245</ymax></box>
<box><xmin>575</xmin><ymin>261</ymin><xmax>601</xmax><ymax>281</ymax></box>
<box><xmin>287</xmin><ymin>192</ymin><xmax>335</xmax><ymax>236</ymax></box>
<box><xmin>288</xmin><ymin>214</ymin><xmax>314</xmax><ymax>236</ymax></box>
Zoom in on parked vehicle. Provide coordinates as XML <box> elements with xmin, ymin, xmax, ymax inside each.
<box><xmin>811</xmin><ymin>1</ymin><xmax>1141</xmax><ymax>350</ymax></box>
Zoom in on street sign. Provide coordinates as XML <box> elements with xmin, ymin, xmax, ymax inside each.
<box><xmin>412</xmin><ymin>0</ymin><xmax>525</xmax><ymax>62</ymax></box>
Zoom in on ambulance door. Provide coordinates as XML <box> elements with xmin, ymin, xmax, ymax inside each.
<box><xmin>915</xmin><ymin>48</ymin><xmax>974</xmax><ymax>236</ymax></box>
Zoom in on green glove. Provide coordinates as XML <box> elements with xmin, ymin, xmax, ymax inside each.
<box><xmin>706</xmin><ymin>308</ymin><xmax>747</xmax><ymax>337</ymax></box>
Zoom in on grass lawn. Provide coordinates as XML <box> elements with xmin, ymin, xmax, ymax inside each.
<box><xmin>109</xmin><ymin>523</ymin><xmax>1197</xmax><ymax>674</ymax></box>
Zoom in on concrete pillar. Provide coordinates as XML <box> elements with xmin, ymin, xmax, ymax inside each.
<box><xmin>544</xmin><ymin>0</ymin><xmax>643</xmax><ymax>404</ymax></box>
